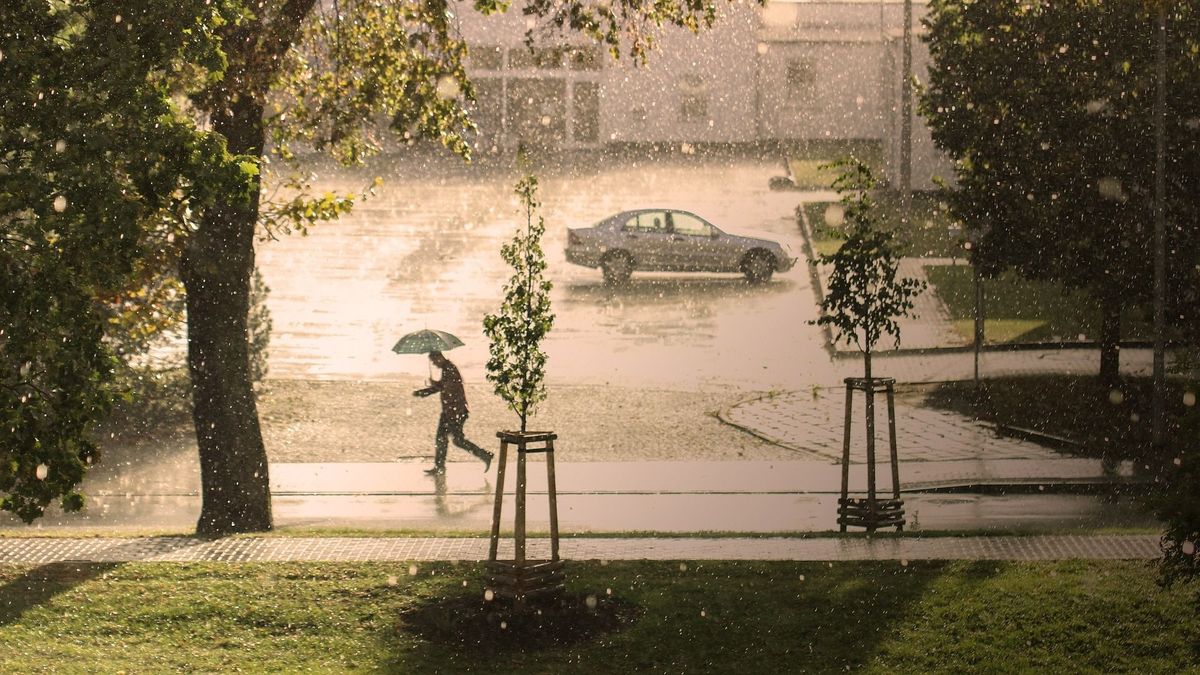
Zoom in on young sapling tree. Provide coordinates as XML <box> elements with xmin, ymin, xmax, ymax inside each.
<box><xmin>813</xmin><ymin>159</ymin><xmax>925</xmax><ymax>381</ymax></box>
<box><xmin>483</xmin><ymin>163</ymin><xmax>555</xmax><ymax>433</ymax></box>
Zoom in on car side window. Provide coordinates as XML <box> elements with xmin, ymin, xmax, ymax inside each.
<box><xmin>671</xmin><ymin>212</ymin><xmax>713</xmax><ymax>237</ymax></box>
<box><xmin>622</xmin><ymin>212</ymin><xmax>667</xmax><ymax>233</ymax></box>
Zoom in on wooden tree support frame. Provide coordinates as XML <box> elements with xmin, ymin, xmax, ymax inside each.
<box><xmin>838</xmin><ymin>377</ymin><xmax>906</xmax><ymax>533</ymax></box>
<box><xmin>487</xmin><ymin>430</ymin><xmax>564</xmax><ymax>602</ymax></box>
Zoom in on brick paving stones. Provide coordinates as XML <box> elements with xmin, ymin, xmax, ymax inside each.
<box><xmin>723</xmin><ymin>389</ymin><xmax>1062</xmax><ymax>463</ymax></box>
<box><xmin>0</xmin><ymin>535</ymin><xmax>1161</xmax><ymax>563</ymax></box>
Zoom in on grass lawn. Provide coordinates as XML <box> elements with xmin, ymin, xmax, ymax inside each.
<box><xmin>803</xmin><ymin>192</ymin><xmax>962</xmax><ymax>259</ymax></box>
<box><xmin>785</xmin><ymin>140</ymin><xmax>884</xmax><ymax>189</ymax></box>
<box><xmin>923</xmin><ymin>375</ymin><xmax>1199</xmax><ymax>462</ymax></box>
<box><xmin>0</xmin><ymin>560</ymin><xmax>1196</xmax><ymax>672</ymax></box>
<box><xmin>925</xmin><ymin>266</ymin><xmax>1155</xmax><ymax>345</ymax></box>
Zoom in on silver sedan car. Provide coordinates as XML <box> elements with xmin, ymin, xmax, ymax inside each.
<box><xmin>565</xmin><ymin>208</ymin><xmax>797</xmax><ymax>284</ymax></box>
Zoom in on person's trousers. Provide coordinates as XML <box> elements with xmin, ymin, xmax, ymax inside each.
<box><xmin>434</xmin><ymin>412</ymin><xmax>491</xmax><ymax>467</ymax></box>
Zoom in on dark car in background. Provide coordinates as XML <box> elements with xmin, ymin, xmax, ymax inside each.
<box><xmin>565</xmin><ymin>209</ymin><xmax>797</xmax><ymax>284</ymax></box>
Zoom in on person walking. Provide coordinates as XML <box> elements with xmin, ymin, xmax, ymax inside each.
<box><xmin>413</xmin><ymin>351</ymin><xmax>493</xmax><ymax>475</ymax></box>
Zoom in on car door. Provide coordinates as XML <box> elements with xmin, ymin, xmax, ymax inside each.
<box><xmin>618</xmin><ymin>210</ymin><xmax>672</xmax><ymax>270</ymax></box>
<box><xmin>667</xmin><ymin>211</ymin><xmax>728</xmax><ymax>271</ymax></box>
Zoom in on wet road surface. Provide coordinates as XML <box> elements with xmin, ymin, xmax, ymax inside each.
<box><xmin>256</xmin><ymin>151</ymin><xmax>833</xmax><ymax>392</ymax></box>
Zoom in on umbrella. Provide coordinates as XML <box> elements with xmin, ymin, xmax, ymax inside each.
<box><xmin>392</xmin><ymin>329</ymin><xmax>464</xmax><ymax>355</ymax></box>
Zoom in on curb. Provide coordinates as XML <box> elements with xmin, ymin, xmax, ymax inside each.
<box><xmin>716</xmin><ymin>390</ymin><xmax>838</xmax><ymax>461</ymax></box>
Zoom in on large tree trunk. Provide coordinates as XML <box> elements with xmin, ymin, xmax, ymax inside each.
<box><xmin>1099</xmin><ymin>291</ymin><xmax>1122</xmax><ymax>385</ymax></box>
<box><xmin>181</xmin><ymin>92</ymin><xmax>273</xmax><ymax>536</ymax></box>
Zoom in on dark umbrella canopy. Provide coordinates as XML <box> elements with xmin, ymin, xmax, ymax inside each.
<box><xmin>391</xmin><ymin>329</ymin><xmax>465</xmax><ymax>355</ymax></box>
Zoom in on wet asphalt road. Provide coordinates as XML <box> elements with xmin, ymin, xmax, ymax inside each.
<box><xmin>256</xmin><ymin>150</ymin><xmax>836</xmax><ymax>392</ymax></box>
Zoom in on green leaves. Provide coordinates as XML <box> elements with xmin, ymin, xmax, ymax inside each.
<box><xmin>483</xmin><ymin>169</ymin><xmax>555</xmax><ymax>432</ymax></box>
<box><xmin>811</xmin><ymin>160</ymin><xmax>925</xmax><ymax>357</ymax></box>
<box><xmin>0</xmin><ymin>0</ymin><xmax>250</xmax><ymax>523</ymax></box>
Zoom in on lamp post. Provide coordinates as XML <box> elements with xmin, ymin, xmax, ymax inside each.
<box><xmin>1152</xmin><ymin>1</ymin><xmax>1167</xmax><ymax>449</ymax></box>
<box><xmin>900</xmin><ymin>0</ymin><xmax>913</xmax><ymax>222</ymax></box>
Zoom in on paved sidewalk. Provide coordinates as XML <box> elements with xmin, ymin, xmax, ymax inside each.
<box><xmin>0</xmin><ymin>534</ymin><xmax>1161</xmax><ymax>563</ymax></box>
<box><xmin>722</xmin><ymin>389</ymin><xmax>1064</xmax><ymax>463</ymax></box>
<box><xmin>1</xmin><ymin>459</ymin><xmax>1153</xmax><ymax>534</ymax></box>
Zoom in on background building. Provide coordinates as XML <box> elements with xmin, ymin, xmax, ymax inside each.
<box><xmin>456</xmin><ymin>0</ymin><xmax>952</xmax><ymax>189</ymax></box>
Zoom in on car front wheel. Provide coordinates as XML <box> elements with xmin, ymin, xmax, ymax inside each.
<box><xmin>743</xmin><ymin>250</ymin><xmax>775</xmax><ymax>284</ymax></box>
<box><xmin>602</xmin><ymin>251</ymin><xmax>633</xmax><ymax>285</ymax></box>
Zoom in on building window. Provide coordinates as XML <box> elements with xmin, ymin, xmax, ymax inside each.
<box><xmin>786</xmin><ymin>59</ymin><xmax>816</xmax><ymax>99</ymax></box>
<box><xmin>468</xmin><ymin>45</ymin><xmax>504</xmax><ymax>71</ymax></box>
<box><xmin>509</xmin><ymin>46</ymin><xmax>564</xmax><ymax>70</ymax></box>
<box><xmin>568</xmin><ymin>45</ymin><xmax>603</xmax><ymax>71</ymax></box>
<box><xmin>679</xmin><ymin>74</ymin><xmax>708</xmax><ymax>123</ymax></box>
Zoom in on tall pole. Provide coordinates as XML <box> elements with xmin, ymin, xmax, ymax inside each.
<box><xmin>900</xmin><ymin>0</ymin><xmax>913</xmax><ymax>222</ymax></box>
<box><xmin>973</xmin><ymin>251</ymin><xmax>984</xmax><ymax>388</ymax></box>
<box><xmin>1152</xmin><ymin>2</ymin><xmax>1167</xmax><ymax>448</ymax></box>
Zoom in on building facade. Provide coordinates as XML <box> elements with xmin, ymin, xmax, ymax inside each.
<box><xmin>456</xmin><ymin>0</ymin><xmax>952</xmax><ymax>189</ymax></box>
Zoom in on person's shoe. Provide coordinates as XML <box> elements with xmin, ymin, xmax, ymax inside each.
<box><xmin>423</xmin><ymin>465</ymin><xmax>445</xmax><ymax>475</ymax></box>
<box><xmin>482</xmin><ymin>452</ymin><xmax>494</xmax><ymax>473</ymax></box>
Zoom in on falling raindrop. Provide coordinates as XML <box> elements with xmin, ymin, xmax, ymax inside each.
<box><xmin>36</xmin><ymin>464</ymin><xmax>49</xmax><ymax>480</ymax></box>
<box><xmin>53</xmin><ymin>195</ymin><xmax>67</xmax><ymax>212</ymax></box>
<box><xmin>1107</xmin><ymin>389</ymin><xmax>1124</xmax><ymax>405</ymax></box>
<box><xmin>585</xmin><ymin>594</ymin><xmax>597</xmax><ymax>609</ymax></box>
<box><xmin>1183</xmin><ymin>541</ymin><xmax>1196</xmax><ymax>556</ymax></box>
<box><xmin>386</xmin><ymin>575</ymin><xmax>398</xmax><ymax>586</ymax></box>
<box><xmin>1183</xmin><ymin>392</ymin><xmax>1196</xmax><ymax>407</ymax></box>
<box><xmin>484</xmin><ymin>589</ymin><xmax>495</xmax><ymax>602</ymax></box>
<box><xmin>407</xmin><ymin>564</ymin><xmax>418</xmax><ymax>576</ymax></box>
<box><xmin>678</xmin><ymin>562</ymin><xmax>688</xmax><ymax>572</ymax></box>
<box><xmin>54</xmin><ymin>139</ymin><xmax>66</xmax><ymax>153</ymax></box>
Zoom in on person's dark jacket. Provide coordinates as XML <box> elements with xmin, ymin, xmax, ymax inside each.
<box><xmin>416</xmin><ymin>360</ymin><xmax>468</xmax><ymax>419</ymax></box>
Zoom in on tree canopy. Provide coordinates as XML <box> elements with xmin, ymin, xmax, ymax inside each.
<box><xmin>921</xmin><ymin>0</ymin><xmax>1200</xmax><ymax>377</ymax></box>
<box><xmin>0</xmin><ymin>0</ymin><xmax>253</xmax><ymax>522</ymax></box>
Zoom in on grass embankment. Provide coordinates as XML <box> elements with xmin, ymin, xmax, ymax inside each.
<box><xmin>803</xmin><ymin>192</ymin><xmax>961</xmax><ymax>259</ymax></box>
<box><xmin>0</xmin><ymin>560</ymin><xmax>1195</xmax><ymax>672</ymax></box>
<box><xmin>785</xmin><ymin>140</ymin><xmax>883</xmax><ymax>190</ymax></box>
<box><xmin>925</xmin><ymin>375</ymin><xmax>1199</xmax><ymax>461</ymax></box>
<box><xmin>925</xmin><ymin>266</ymin><xmax>1155</xmax><ymax>345</ymax></box>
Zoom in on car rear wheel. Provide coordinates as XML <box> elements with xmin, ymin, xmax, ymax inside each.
<box><xmin>601</xmin><ymin>251</ymin><xmax>633</xmax><ymax>285</ymax></box>
<box><xmin>743</xmin><ymin>250</ymin><xmax>775</xmax><ymax>284</ymax></box>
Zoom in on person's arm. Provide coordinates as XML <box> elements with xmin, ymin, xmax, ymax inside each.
<box><xmin>413</xmin><ymin>377</ymin><xmax>443</xmax><ymax>397</ymax></box>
